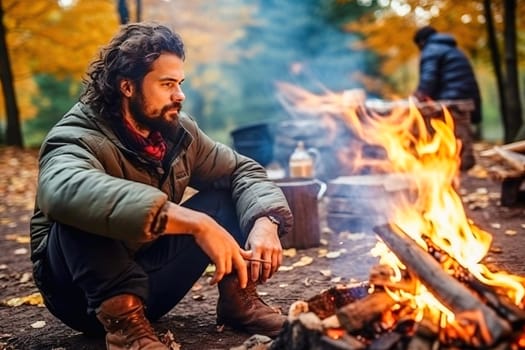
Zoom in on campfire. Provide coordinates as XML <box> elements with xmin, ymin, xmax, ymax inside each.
<box><xmin>268</xmin><ymin>85</ymin><xmax>525</xmax><ymax>350</ymax></box>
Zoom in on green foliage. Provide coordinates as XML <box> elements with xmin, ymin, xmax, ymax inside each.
<box><xmin>23</xmin><ymin>75</ymin><xmax>79</xmax><ymax>147</ymax></box>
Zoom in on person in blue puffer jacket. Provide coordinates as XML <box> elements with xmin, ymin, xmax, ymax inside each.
<box><xmin>413</xmin><ymin>26</ymin><xmax>482</xmax><ymax>171</ymax></box>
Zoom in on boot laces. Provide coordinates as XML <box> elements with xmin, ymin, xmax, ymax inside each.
<box><xmin>111</xmin><ymin>311</ymin><xmax>158</xmax><ymax>345</ymax></box>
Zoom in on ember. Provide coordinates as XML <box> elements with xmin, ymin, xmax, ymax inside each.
<box><xmin>266</xmin><ymin>85</ymin><xmax>525</xmax><ymax>350</ymax></box>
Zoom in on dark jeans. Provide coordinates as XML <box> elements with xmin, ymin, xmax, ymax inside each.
<box><xmin>40</xmin><ymin>190</ymin><xmax>245</xmax><ymax>335</ymax></box>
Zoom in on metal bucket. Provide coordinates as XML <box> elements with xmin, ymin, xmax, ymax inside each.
<box><xmin>230</xmin><ymin>123</ymin><xmax>274</xmax><ymax>166</ymax></box>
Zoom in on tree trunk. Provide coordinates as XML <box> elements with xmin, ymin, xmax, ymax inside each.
<box><xmin>483</xmin><ymin>0</ymin><xmax>507</xmax><ymax>140</ymax></box>
<box><xmin>117</xmin><ymin>0</ymin><xmax>129</xmax><ymax>24</ymax></box>
<box><xmin>0</xmin><ymin>2</ymin><xmax>23</xmax><ymax>147</ymax></box>
<box><xmin>503</xmin><ymin>0</ymin><xmax>523</xmax><ymax>142</ymax></box>
<box><xmin>136</xmin><ymin>0</ymin><xmax>142</xmax><ymax>22</ymax></box>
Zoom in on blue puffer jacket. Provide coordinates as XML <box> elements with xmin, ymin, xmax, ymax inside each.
<box><xmin>416</xmin><ymin>33</ymin><xmax>482</xmax><ymax>124</ymax></box>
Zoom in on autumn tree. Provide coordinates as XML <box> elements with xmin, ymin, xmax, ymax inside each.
<box><xmin>0</xmin><ymin>0</ymin><xmax>119</xmax><ymax>147</ymax></box>
<box><xmin>340</xmin><ymin>0</ymin><xmax>525</xmax><ymax>142</ymax></box>
<box><xmin>0</xmin><ymin>0</ymin><xmax>21</xmax><ymax>146</ymax></box>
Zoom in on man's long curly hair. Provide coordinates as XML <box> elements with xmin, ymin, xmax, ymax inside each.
<box><xmin>80</xmin><ymin>22</ymin><xmax>185</xmax><ymax>121</ymax></box>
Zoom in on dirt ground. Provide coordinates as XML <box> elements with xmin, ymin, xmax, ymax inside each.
<box><xmin>1</xmin><ymin>144</ymin><xmax>525</xmax><ymax>350</ymax></box>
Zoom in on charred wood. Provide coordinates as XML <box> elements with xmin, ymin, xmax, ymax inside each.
<box><xmin>336</xmin><ymin>291</ymin><xmax>396</xmax><ymax>334</ymax></box>
<box><xmin>423</xmin><ymin>236</ymin><xmax>525</xmax><ymax>324</ymax></box>
<box><xmin>373</xmin><ymin>224</ymin><xmax>512</xmax><ymax>346</ymax></box>
<box><xmin>369</xmin><ymin>264</ymin><xmax>417</xmax><ymax>294</ymax></box>
<box><xmin>307</xmin><ymin>283</ymin><xmax>370</xmax><ymax>320</ymax></box>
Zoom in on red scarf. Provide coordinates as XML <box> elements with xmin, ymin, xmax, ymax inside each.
<box><xmin>123</xmin><ymin>118</ymin><xmax>167</xmax><ymax>161</ymax></box>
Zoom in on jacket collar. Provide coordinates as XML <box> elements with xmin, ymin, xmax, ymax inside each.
<box><xmin>77</xmin><ymin>102</ymin><xmax>193</xmax><ymax>163</ymax></box>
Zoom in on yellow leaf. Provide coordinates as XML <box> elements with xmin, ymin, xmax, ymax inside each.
<box><xmin>204</xmin><ymin>264</ymin><xmax>216</xmax><ymax>274</ymax></box>
<box><xmin>278</xmin><ymin>265</ymin><xmax>294</xmax><ymax>272</ymax></box>
<box><xmin>283</xmin><ymin>248</ymin><xmax>297</xmax><ymax>258</ymax></box>
<box><xmin>292</xmin><ymin>256</ymin><xmax>314</xmax><ymax>267</ymax></box>
<box><xmin>3</xmin><ymin>292</ymin><xmax>44</xmax><ymax>307</ymax></box>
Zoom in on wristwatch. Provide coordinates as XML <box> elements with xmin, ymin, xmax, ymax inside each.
<box><xmin>267</xmin><ymin>215</ymin><xmax>280</xmax><ymax>227</ymax></box>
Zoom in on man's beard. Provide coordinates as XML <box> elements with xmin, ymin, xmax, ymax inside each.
<box><xmin>128</xmin><ymin>91</ymin><xmax>182</xmax><ymax>133</ymax></box>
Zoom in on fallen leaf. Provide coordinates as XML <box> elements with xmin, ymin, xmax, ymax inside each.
<box><xmin>330</xmin><ymin>276</ymin><xmax>342</xmax><ymax>283</ymax></box>
<box><xmin>191</xmin><ymin>283</ymin><xmax>203</xmax><ymax>292</ymax></box>
<box><xmin>319</xmin><ymin>238</ymin><xmax>328</xmax><ymax>246</ymax></box>
<box><xmin>490</xmin><ymin>246</ymin><xmax>503</xmax><ymax>254</ymax></box>
<box><xmin>292</xmin><ymin>256</ymin><xmax>314</xmax><ymax>267</ymax></box>
<box><xmin>19</xmin><ymin>272</ymin><xmax>32</xmax><ymax>283</ymax></box>
<box><xmin>476</xmin><ymin>187</ymin><xmax>488</xmax><ymax>194</ymax></box>
<box><xmin>283</xmin><ymin>248</ymin><xmax>297</xmax><ymax>258</ymax></box>
<box><xmin>13</xmin><ymin>248</ymin><xmax>28</xmax><ymax>255</ymax></box>
<box><xmin>279</xmin><ymin>283</ymin><xmax>288</xmax><ymax>288</ymax></box>
<box><xmin>192</xmin><ymin>294</ymin><xmax>205</xmax><ymax>301</ymax></box>
<box><xmin>204</xmin><ymin>264</ymin><xmax>216</xmax><ymax>274</ymax></box>
<box><xmin>319</xmin><ymin>269</ymin><xmax>332</xmax><ymax>277</ymax></box>
<box><xmin>2</xmin><ymin>292</ymin><xmax>44</xmax><ymax>307</ymax></box>
<box><xmin>317</xmin><ymin>249</ymin><xmax>328</xmax><ymax>258</ymax></box>
<box><xmin>278</xmin><ymin>265</ymin><xmax>294</xmax><ymax>272</ymax></box>
<box><xmin>16</xmin><ymin>236</ymin><xmax>30</xmax><ymax>244</ymax></box>
<box><xmin>488</xmin><ymin>192</ymin><xmax>500</xmax><ymax>200</ymax></box>
<box><xmin>303</xmin><ymin>277</ymin><xmax>311</xmax><ymax>286</ymax></box>
<box><xmin>490</xmin><ymin>223</ymin><xmax>501</xmax><ymax>229</ymax></box>
<box><xmin>30</xmin><ymin>320</ymin><xmax>46</xmax><ymax>329</ymax></box>
<box><xmin>505</xmin><ymin>230</ymin><xmax>517</xmax><ymax>236</ymax></box>
<box><xmin>326</xmin><ymin>250</ymin><xmax>345</xmax><ymax>259</ymax></box>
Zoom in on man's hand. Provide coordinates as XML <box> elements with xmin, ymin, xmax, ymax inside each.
<box><xmin>163</xmin><ymin>203</ymin><xmax>249</xmax><ymax>288</ymax></box>
<box><xmin>244</xmin><ymin>216</ymin><xmax>283</xmax><ymax>283</ymax></box>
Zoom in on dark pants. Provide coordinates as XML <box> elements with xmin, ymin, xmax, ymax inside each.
<box><xmin>40</xmin><ymin>190</ymin><xmax>246</xmax><ymax>335</ymax></box>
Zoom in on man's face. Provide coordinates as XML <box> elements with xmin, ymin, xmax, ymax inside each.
<box><xmin>128</xmin><ymin>53</ymin><xmax>186</xmax><ymax>132</ymax></box>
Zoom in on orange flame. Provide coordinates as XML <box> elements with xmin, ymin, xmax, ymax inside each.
<box><xmin>277</xmin><ymin>83</ymin><xmax>525</xmax><ymax>311</ymax></box>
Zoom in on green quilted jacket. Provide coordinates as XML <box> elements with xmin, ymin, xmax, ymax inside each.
<box><xmin>30</xmin><ymin>102</ymin><xmax>292</xmax><ymax>277</ymax></box>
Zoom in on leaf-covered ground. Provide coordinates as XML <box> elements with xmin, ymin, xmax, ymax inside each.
<box><xmin>1</xmin><ymin>144</ymin><xmax>525</xmax><ymax>350</ymax></box>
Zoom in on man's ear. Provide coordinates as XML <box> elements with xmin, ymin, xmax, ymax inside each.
<box><xmin>120</xmin><ymin>79</ymin><xmax>134</xmax><ymax>97</ymax></box>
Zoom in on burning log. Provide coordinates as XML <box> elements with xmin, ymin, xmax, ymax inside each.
<box><xmin>305</xmin><ymin>283</ymin><xmax>369</xmax><ymax>320</ymax></box>
<box><xmin>423</xmin><ymin>237</ymin><xmax>525</xmax><ymax>325</ymax></box>
<box><xmin>373</xmin><ymin>224</ymin><xmax>512</xmax><ymax>347</ymax></box>
<box><xmin>368</xmin><ymin>264</ymin><xmax>417</xmax><ymax>293</ymax></box>
<box><xmin>336</xmin><ymin>291</ymin><xmax>396</xmax><ymax>333</ymax></box>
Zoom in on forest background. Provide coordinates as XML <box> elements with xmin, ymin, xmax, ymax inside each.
<box><xmin>0</xmin><ymin>0</ymin><xmax>524</xmax><ymax>149</ymax></box>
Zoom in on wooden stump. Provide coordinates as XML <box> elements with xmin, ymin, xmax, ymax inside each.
<box><xmin>275</xmin><ymin>178</ymin><xmax>325</xmax><ymax>249</ymax></box>
<box><xmin>500</xmin><ymin>176</ymin><xmax>525</xmax><ymax>206</ymax></box>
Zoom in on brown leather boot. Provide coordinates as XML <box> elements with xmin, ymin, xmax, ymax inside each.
<box><xmin>96</xmin><ymin>294</ymin><xmax>168</xmax><ymax>350</ymax></box>
<box><xmin>216</xmin><ymin>274</ymin><xmax>286</xmax><ymax>338</ymax></box>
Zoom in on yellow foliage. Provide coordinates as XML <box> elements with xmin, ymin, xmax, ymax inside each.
<box><xmin>1</xmin><ymin>0</ymin><xmax>119</xmax><ymax>121</ymax></box>
<box><xmin>5</xmin><ymin>0</ymin><xmax>119</xmax><ymax>79</ymax></box>
<box><xmin>140</xmin><ymin>0</ymin><xmax>257</xmax><ymax>73</ymax></box>
<box><xmin>343</xmin><ymin>0</ymin><xmax>524</xmax><ymax>96</ymax></box>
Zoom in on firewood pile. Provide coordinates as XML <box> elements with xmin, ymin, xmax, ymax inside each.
<box><xmin>479</xmin><ymin>141</ymin><xmax>525</xmax><ymax>206</ymax></box>
<box><xmin>266</xmin><ymin>223</ymin><xmax>525</xmax><ymax>350</ymax></box>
